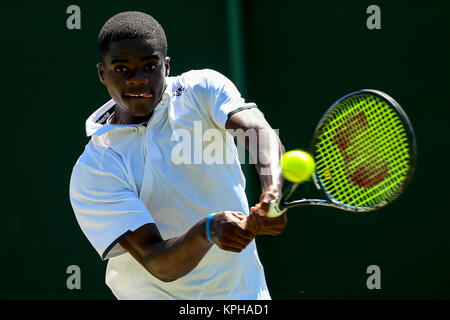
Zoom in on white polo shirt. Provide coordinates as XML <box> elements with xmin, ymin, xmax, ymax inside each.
<box><xmin>69</xmin><ymin>69</ymin><xmax>271</xmax><ymax>300</ymax></box>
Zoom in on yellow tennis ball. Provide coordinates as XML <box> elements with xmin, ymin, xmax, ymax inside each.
<box><xmin>280</xmin><ymin>150</ymin><xmax>315</xmax><ymax>183</ymax></box>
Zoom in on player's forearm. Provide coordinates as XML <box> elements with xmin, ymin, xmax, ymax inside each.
<box><xmin>138</xmin><ymin>219</ymin><xmax>212</xmax><ymax>282</ymax></box>
<box><xmin>252</xmin><ymin>127</ymin><xmax>285</xmax><ymax>196</ymax></box>
<box><xmin>226</xmin><ymin>108</ymin><xmax>285</xmax><ymax>195</ymax></box>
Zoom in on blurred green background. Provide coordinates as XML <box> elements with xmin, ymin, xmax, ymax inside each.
<box><xmin>2</xmin><ymin>0</ymin><xmax>449</xmax><ymax>299</ymax></box>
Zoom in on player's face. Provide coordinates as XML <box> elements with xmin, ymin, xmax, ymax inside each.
<box><xmin>97</xmin><ymin>38</ymin><xmax>170</xmax><ymax>118</ymax></box>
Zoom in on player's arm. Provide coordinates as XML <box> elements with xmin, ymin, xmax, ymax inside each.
<box><xmin>119</xmin><ymin>211</ymin><xmax>253</xmax><ymax>282</ymax></box>
<box><xmin>225</xmin><ymin>107</ymin><xmax>287</xmax><ymax>235</ymax></box>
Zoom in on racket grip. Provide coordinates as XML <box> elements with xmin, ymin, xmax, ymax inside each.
<box><xmin>266</xmin><ymin>200</ymin><xmax>287</xmax><ymax>218</ymax></box>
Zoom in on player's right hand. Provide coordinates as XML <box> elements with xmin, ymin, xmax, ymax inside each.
<box><xmin>208</xmin><ymin>211</ymin><xmax>255</xmax><ymax>253</ymax></box>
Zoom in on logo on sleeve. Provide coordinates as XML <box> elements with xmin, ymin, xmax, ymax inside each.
<box><xmin>173</xmin><ymin>85</ymin><xmax>185</xmax><ymax>97</ymax></box>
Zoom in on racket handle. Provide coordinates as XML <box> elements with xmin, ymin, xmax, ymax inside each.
<box><xmin>266</xmin><ymin>200</ymin><xmax>287</xmax><ymax>218</ymax></box>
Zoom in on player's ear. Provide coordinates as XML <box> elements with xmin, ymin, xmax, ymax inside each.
<box><xmin>164</xmin><ymin>57</ymin><xmax>170</xmax><ymax>77</ymax></box>
<box><xmin>96</xmin><ymin>63</ymin><xmax>106</xmax><ymax>85</ymax></box>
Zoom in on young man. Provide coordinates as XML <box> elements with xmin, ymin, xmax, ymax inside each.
<box><xmin>69</xmin><ymin>11</ymin><xmax>287</xmax><ymax>299</ymax></box>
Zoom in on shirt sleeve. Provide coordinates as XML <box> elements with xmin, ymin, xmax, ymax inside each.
<box><xmin>195</xmin><ymin>69</ymin><xmax>258</xmax><ymax>129</ymax></box>
<box><xmin>69</xmin><ymin>144</ymin><xmax>154</xmax><ymax>260</ymax></box>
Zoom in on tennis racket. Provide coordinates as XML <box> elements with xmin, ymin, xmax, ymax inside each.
<box><xmin>267</xmin><ymin>89</ymin><xmax>417</xmax><ymax>218</ymax></box>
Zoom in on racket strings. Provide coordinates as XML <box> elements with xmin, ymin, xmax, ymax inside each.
<box><xmin>314</xmin><ymin>94</ymin><xmax>412</xmax><ymax>208</ymax></box>
<box><xmin>328</xmin><ymin>97</ymin><xmax>407</xmax><ymax>204</ymax></box>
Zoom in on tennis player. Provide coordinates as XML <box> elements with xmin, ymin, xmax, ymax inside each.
<box><xmin>69</xmin><ymin>11</ymin><xmax>287</xmax><ymax>299</ymax></box>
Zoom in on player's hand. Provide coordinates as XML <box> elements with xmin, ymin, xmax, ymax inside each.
<box><xmin>246</xmin><ymin>191</ymin><xmax>287</xmax><ymax>236</ymax></box>
<box><xmin>257</xmin><ymin>190</ymin><xmax>280</xmax><ymax>216</ymax></box>
<box><xmin>209</xmin><ymin>211</ymin><xmax>255</xmax><ymax>253</ymax></box>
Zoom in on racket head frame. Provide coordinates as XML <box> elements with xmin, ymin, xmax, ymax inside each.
<box><xmin>309</xmin><ymin>89</ymin><xmax>417</xmax><ymax>212</ymax></box>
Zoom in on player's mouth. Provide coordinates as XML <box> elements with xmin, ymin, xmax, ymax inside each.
<box><xmin>124</xmin><ymin>92</ymin><xmax>153</xmax><ymax>99</ymax></box>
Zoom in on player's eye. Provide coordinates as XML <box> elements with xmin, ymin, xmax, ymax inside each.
<box><xmin>114</xmin><ymin>65</ymin><xmax>128</xmax><ymax>73</ymax></box>
<box><xmin>144</xmin><ymin>63</ymin><xmax>157</xmax><ymax>71</ymax></box>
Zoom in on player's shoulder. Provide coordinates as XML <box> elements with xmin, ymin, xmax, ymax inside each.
<box><xmin>180</xmin><ymin>68</ymin><xmax>226</xmax><ymax>81</ymax></box>
<box><xmin>174</xmin><ymin>69</ymin><xmax>230</xmax><ymax>91</ymax></box>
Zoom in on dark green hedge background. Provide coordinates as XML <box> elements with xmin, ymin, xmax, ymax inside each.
<box><xmin>2</xmin><ymin>0</ymin><xmax>449</xmax><ymax>299</ymax></box>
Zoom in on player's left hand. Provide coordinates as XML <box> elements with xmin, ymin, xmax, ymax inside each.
<box><xmin>246</xmin><ymin>191</ymin><xmax>287</xmax><ymax>236</ymax></box>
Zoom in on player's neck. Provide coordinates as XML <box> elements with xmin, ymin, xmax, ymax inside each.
<box><xmin>110</xmin><ymin>108</ymin><xmax>154</xmax><ymax>125</ymax></box>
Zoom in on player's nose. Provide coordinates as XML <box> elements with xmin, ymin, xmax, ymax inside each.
<box><xmin>126</xmin><ymin>78</ymin><xmax>148</xmax><ymax>86</ymax></box>
<box><xmin>125</xmin><ymin>72</ymin><xmax>149</xmax><ymax>86</ymax></box>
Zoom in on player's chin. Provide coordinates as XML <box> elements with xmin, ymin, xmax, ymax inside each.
<box><xmin>123</xmin><ymin>99</ymin><xmax>156</xmax><ymax>116</ymax></box>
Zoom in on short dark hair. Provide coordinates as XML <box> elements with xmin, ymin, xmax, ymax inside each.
<box><xmin>98</xmin><ymin>11</ymin><xmax>167</xmax><ymax>60</ymax></box>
